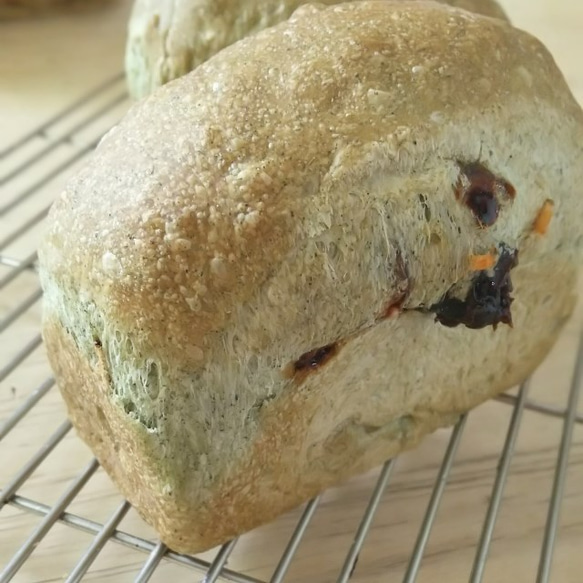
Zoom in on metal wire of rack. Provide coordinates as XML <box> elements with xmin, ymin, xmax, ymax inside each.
<box><xmin>0</xmin><ymin>73</ymin><xmax>582</xmax><ymax>583</ymax></box>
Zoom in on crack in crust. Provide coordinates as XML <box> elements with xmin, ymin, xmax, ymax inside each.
<box><xmin>430</xmin><ymin>245</ymin><xmax>519</xmax><ymax>329</ymax></box>
<box><xmin>380</xmin><ymin>248</ymin><xmax>412</xmax><ymax>319</ymax></box>
<box><xmin>285</xmin><ymin>342</ymin><xmax>341</xmax><ymax>384</ymax></box>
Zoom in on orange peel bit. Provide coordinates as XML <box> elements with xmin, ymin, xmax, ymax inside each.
<box><xmin>469</xmin><ymin>253</ymin><xmax>496</xmax><ymax>271</ymax></box>
<box><xmin>533</xmin><ymin>199</ymin><xmax>554</xmax><ymax>235</ymax></box>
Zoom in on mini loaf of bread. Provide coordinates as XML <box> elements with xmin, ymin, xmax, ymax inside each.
<box><xmin>125</xmin><ymin>0</ymin><xmax>509</xmax><ymax>98</ymax></box>
<box><xmin>40</xmin><ymin>0</ymin><xmax>583</xmax><ymax>553</ymax></box>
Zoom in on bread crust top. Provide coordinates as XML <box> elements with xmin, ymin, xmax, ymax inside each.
<box><xmin>43</xmin><ymin>1</ymin><xmax>583</xmax><ymax>364</ymax></box>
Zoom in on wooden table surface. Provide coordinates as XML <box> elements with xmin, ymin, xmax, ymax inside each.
<box><xmin>1</xmin><ymin>1</ymin><xmax>582</xmax><ymax>582</ymax></box>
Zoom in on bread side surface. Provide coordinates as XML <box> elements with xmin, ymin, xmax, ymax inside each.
<box><xmin>40</xmin><ymin>1</ymin><xmax>583</xmax><ymax>552</ymax></box>
<box><xmin>125</xmin><ymin>0</ymin><xmax>509</xmax><ymax>98</ymax></box>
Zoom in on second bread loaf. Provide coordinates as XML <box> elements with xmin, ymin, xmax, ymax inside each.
<box><xmin>125</xmin><ymin>0</ymin><xmax>509</xmax><ymax>98</ymax></box>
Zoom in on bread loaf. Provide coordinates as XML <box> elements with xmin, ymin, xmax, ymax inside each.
<box><xmin>39</xmin><ymin>0</ymin><xmax>583</xmax><ymax>553</ymax></box>
<box><xmin>125</xmin><ymin>0</ymin><xmax>509</xmax><ymax>98</ymax></box>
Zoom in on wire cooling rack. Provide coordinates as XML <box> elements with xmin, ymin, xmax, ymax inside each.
<box><xmin>0</xmin><ymin>73</ymin><xmax>582</xmax><ymax>583</ymax></box>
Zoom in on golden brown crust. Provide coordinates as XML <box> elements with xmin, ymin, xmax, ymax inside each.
<box><xmin>40</xmin><ymin>1</ymin><xmax>583</xmax><ymax>553</ymax></box>
<box><xmin>45</xmin><ymin>1</ymin><xmax>583</xmax><ymax>357</ymax></box>
<box><xmin>43</xmin><ymin>318</ymin><xmax>191</xmax><ymax>540</ymax></box>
